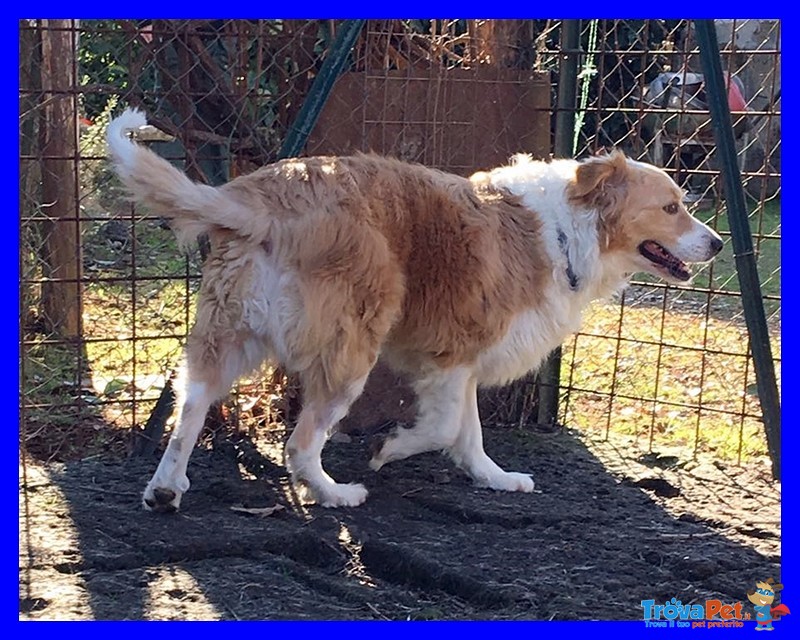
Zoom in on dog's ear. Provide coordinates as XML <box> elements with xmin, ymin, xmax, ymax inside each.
<box><xmin>570</xmin><ymin>151</ymin><xmax>629</xmax><ymax>248</ymax></box>
<box><xmin>570</xmin><ymin>150</ymin><xmax>628</xmax><ymax>201</ymax></box>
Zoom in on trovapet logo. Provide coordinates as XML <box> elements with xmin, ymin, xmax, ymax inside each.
<box><xmin>642</xmin><ymin>578</ymin><xmax>791</xmax><ymax>631</ymax></box>
<box><xmin>641</xmin><ymin>597</ymin><xmax>749</xmax><ymax>629</ymax></box>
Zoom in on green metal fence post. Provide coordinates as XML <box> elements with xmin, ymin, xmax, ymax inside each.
<box><xmin>279</xmin><ymin>20</ymin><xmax>365</xmax><ymax>159</ymax></box>
<box><xmin>695</xmin><ymin>20</ymin><xmax>781</xmax><ymax>479</ymax></box>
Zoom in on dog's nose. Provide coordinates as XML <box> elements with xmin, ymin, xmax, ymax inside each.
<box><xmin>710</xmin><ymin>235</ymin><xmax>724</xmax><ymax>255</ymax></box>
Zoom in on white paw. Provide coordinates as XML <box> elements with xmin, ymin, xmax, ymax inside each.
<box><xmin>304</xmin><ymin>481</ymin><xmax>369</xmax><ymax>508</ymax></box>
<box><xmin>142</xmin><ymin>474</ymin><xmax>190</xmax><ymax>513</ymax></box>
<box><xmin>481</xmin><ymin>471</ymin><xmax>535</xmax><ymax>493</ymax></box>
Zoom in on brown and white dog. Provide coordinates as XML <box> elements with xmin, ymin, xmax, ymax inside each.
<box><xmin>107</xmin><ymin>108</ymin><xmax>723</xmax><ymax>510</ymax></box>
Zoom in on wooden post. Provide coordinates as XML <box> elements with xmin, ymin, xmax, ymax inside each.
<box><xmin>469</xmin><ymin>20</ymin><xmax>520</xmax><ymax>67</ymax></box>
<box><xmin>39</xmin><ymin>19</ymin><xmax>81</xmax><ymax>337</ymax></box>
<box><xmin>20</xmin><ymin>21</ymin><xmax>41</xmax><ymax>320</ymax></box>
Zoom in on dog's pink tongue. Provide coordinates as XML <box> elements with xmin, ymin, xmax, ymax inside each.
<box><xmin>643</xmin><ymin>240</ymin><xmax>668</xmax><ymax>259</ymax></box>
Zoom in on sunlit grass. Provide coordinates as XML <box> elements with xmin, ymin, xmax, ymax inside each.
<box><xmin>563</xmin><ymin>298</ymin><xmax>780</xmax><ymax>462</ymax></box>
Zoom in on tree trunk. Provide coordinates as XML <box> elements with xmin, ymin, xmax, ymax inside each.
<box><xmin>38</xmin><ymin>19</ymin><xmax>81</xmax><ymax>337</ymax></box>
<box><xmin>20</xmin><ymin>21</ymin><xmax>41</xmax><ymax>325</ymax></box>
<box><xmin>469</xmin><ymin>20</ymin><xmax>521</xmax><ymax>67</ymax></box>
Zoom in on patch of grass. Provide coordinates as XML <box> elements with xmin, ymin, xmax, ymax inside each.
<box><xmin>82</xmin><ymin>222</ymin><xmax>199</xmax><ymax>365</ymax></box>
<box><xmin>696</xmin><ymin>197</ymin><xmax>780</xmax><ymax>319</ymax></box>
<box><xmin>562</xmin><ymin>298</ymin><xmax>780</xmax><ymax>463</ymax></box>
<box><xmin>714</xmin><ymin>197</ymin><xmax>779</xmax><ymax>295</ymax></box>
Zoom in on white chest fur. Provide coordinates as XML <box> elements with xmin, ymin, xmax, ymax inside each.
<box><xmin>474</xmin><ymin>283</ymin><xmax>589</xmax><ymax>387</ymax></box>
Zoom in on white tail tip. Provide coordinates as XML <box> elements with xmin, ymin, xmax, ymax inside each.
<box><xmin>106</xmin><ymin>107</ymin><xmax>149</xmax><ymax>166</ymax></box>
<box><xmin>107</xmin><ymin>107</ymin><xmax>148</xmax><ymax>140</ymax></box>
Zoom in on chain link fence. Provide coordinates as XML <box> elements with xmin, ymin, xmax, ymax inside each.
<box><xmin>557</xmin><ymin>19</ymin><xmax>780</xmax><ymax>465</ymax></box>
<box><xmin>19</xmin><ymin>19</ymin><xmax>780</xmax><ymax>467</ymax></box>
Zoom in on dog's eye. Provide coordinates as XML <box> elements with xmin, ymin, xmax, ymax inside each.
<box><xmin>663</xmin><ymin>203</ymin><xmax>679</xmax><ymax>215</ymax></box>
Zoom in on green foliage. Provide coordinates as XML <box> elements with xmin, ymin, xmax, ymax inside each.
<box><xmin>78</xmin><ymin>20</ymin><xmax>139</xmax><ymax>118</ymax></box>
<box><xmin>79</xmin><ymin>95</ymin><xmax>122</xmax><ymax>213</ymax></box>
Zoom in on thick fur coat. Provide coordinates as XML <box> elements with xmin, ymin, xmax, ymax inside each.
<box><xmin>106</xmin><ymin>109</ymin><xmax>722</xmax><ymax>509</ymax></box>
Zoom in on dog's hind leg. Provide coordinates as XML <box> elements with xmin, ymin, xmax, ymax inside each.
<box><xmin>285</xmin><ymin>372</ymin><xmax>371</xmax><ymax>507</ymax></box>
<box><xmin>448</xmin><ymin>380</ymin><xmax>535</xmax><ymax>493</ymax></box>
<box><xmin>281</xmin><ymin>221</ymin><xmax>405</xmax><ymax>506</ymax></box>
<box><xmin>143</xmin><ymin>339</ymin><xmax>251</xmax><ymax>513</ymax></box>
<box><xmin>369</xmin><ymin>367</ymin><xmax>471</xmax><ymax>470</ymax></box>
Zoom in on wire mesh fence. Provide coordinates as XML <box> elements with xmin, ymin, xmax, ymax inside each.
<box><xmin>557</xmin><ymin>19</ymin><xmax>780</xmax><ymax>464</ymax></box>
<box><xmin>19</xmin><ymin>19</ymin><xmax>780</xmax><ymax>467</ymax></box>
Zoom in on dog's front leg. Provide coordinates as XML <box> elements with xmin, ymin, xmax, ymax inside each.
<box><xmin>448</xmin><ymin>380</ymin><xmax>535</xmax><ymax>493</ymax></box>
<box><xmin>369</xmin><ymin>367</ymin><xmax>471</xmax><ymax>470</ymax></box>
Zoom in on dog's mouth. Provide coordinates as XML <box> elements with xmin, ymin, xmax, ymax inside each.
<box><xmin>638</xmin><ymin>240</ymin><xmax>691</xmax><ymax>281</ymax></box>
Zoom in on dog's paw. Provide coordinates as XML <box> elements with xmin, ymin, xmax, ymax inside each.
<box><xmin>368</xmin><ymin>456</ymin><xmax>385</xmax><ymax>472</ymax></box>
<box><xmin>480</xmin><ymin>471</ymin><xmax>535</xmax><ymax>493</ymax></box>
<box><xmin>143</xmin><ymin>475</ymin><xmax>189</xmax><ymax>513</ymax></box>
<box><xmin>368</xmin><ymin>427</ymin><xmax>416</xmax><ymax>471</ymax></box>
<box><xmin>304</xmin><ymin>481</ymin><xmax>369</xmax><ymax>508</ymax></box>
<box><xmin>368</xmin><ymin>432</ymin><xmax>392</xmax><ymax>471</ymax></box>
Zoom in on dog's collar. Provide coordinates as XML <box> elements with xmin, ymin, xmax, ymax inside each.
<box><xmin>557</xmin><ymin>228</ymin><xmax>580</xmax><ymax>291</ymax></box>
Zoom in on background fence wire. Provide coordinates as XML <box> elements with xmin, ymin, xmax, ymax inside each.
<box><xmin>19</xmin><ymin>19</ymin><xmax>780</xmax><ymax>467</ymax></box>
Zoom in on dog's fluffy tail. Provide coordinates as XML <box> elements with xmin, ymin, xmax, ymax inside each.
<box><xmin>106</xmin><ymin>108</ymin><xmax>252</xmax><ymax>247</ymax></box>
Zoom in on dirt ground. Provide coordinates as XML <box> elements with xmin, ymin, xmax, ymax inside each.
<box><xmin>19</xmin><ymin>425</ymin><xmax>781</xmax><ymax>621</ymax></box>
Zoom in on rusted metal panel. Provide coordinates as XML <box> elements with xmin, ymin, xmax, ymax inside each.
<box><xmin>308</xmin><ymin>69</ymin><xmax>551</xmax><ymax>173</ymax></box>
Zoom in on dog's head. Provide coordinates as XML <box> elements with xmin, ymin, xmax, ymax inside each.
<box><xmin>568</xmin><ymin>150</ymin><xmax>723</xmax><ymax>283</ymax></box>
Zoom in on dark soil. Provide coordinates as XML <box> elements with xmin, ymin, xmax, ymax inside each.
<box><xmin>19</xmin><ymin>426</ymin><xmax>780</xmax><ymax>620</ymax></box>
